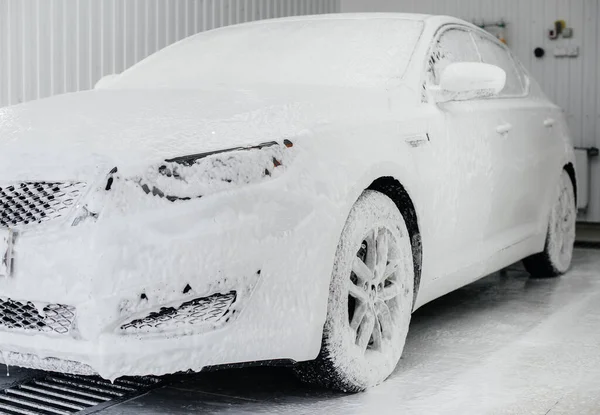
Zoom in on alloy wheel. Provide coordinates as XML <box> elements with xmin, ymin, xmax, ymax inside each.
<box><xmin>347</xmin><ymin>227</ymin><xmax>403</xmax><ymax>354</ymax></box>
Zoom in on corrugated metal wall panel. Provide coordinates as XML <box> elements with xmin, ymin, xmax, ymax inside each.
<box><xmin>342</xmin><ymin>0</ymin><xmax>600</xmax><ymax>222</ymax></box>
<box><xmin>0</xmin><ymin>0</ymin><xmax>339</xmax><ymax>108</ymax></box>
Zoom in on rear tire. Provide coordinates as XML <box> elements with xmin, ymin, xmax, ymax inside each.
<box><xmin>294</xmin><ymin>190</ymin><xmax>414</xmax><ymax>392</ymax></box>
<box><xmin>523</xmin><ymin>170</ymin><xmax>576</xmax><ymax>278</ymax></box>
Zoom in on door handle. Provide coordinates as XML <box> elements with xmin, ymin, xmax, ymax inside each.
<box><xmin>544</xmin><ymin>118</ymin><xmax>555</xmax><ymax>128</ymax></box>
<box><xmin>496</xmin><ymin>123</ymin><xmax>512</xmax><ymax>135</ymax></box>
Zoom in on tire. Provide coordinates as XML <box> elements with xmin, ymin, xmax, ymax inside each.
<box><xmin>294</xmin><ymin>190</ymin><xmax>414</xmax><ymax>392</ymax></box>
<box><xmin>523</xmin><ymin>170</ymin><xmax>576</xmax><ymax>278</ymax></box>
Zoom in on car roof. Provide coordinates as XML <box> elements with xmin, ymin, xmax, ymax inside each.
<box><xmin>259</xmin><ymin>13</ymin><xmax>432</xmax><ymax>22</ymax></box>
<box><xmin>224</xmin><ymin>13</ymin><xmax>471</xmax><ymax>32</ymax></box>
<box><xmin>238</xmin><ymin>12</ymin><xmax>469</xmax><ymax>22</ymax></box>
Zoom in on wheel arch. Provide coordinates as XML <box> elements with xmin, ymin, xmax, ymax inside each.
<box><xmin>564</xmin><ymin>162</ymin><xmax>577</xmax><ymax>206</ymax></box>
<box><xmin>367</xmin><ymin>177</ymin><xmax>422</xmax><ymax>309</ymax></box>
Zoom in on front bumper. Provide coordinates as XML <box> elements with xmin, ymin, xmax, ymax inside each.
<box><xmin>0</xmin><ymin>181</ymin><xmax>341</xmax><ymax>379</ymax></box>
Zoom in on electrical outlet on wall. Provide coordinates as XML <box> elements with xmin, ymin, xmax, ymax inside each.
<box><xmin>554</xmin><ymin>47</ymin><xmax>567</xmax><ymax>57</ymax></box>
<box><xmin>553</xmin><ymin>46</ymin><xmax>580</xmax><ymax>58</ymax></box>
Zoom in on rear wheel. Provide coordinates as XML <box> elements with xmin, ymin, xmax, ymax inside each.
<box><xmin>523</xmin><ymin>170</ymin><xmax>576</xmax><ymax>278</ymax></box>
<box><xmin>294</xmin><ymin>190</ymin><xmax>414</xmax><ymax>392</ymax></box>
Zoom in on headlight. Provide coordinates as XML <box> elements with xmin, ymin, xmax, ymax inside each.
<box><xmin>137</xmin><ymin>139</ymin><xmax>295</xmax><ymax>201</ymax></box>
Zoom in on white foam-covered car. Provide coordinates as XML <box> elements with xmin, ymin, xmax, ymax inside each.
<box><xmin>0</xmin><ymin>14</ymin><xmax>576</xmax><ymax>391</ymax></box>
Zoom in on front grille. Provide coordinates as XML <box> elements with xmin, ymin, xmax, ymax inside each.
<box><xmin>120</xmin><ymin>291</ymin><xmax>236</xmax><ymax>334</ymax></box>
<box><xmin>0</xmin><ymin>298</ymin><xmax>76</xmax><ymax>335</ymax></box>
<box><xmin>0</xmin><ymin>181</ymin><xmax>86</xmax><ymax>228</ymax></box>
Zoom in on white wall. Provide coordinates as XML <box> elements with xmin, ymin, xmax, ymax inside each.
<box><xmin>342</xmin><ymin>0</ymin><xmax>600</xmax><ymax>222</ymax></box>
<box><xmin>0</xmin><ymin>0</ymin><xmax>339</xmax><ymax>107</ymax></box>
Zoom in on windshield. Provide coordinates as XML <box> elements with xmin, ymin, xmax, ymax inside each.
<box><xmin>111</xmin><ymin>17</ymin><xmax>424</xmax><ymax>89</ymax></box>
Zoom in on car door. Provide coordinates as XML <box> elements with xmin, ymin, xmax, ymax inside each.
<box><xmin>417</xmin><ymin>26</ymin><xmax>497</xmax><ymax>281</ymax></box>
<box><xmin>471</xmin><ymin>32</ymin><xmax>552</xmax><ymax>248</ymax></box>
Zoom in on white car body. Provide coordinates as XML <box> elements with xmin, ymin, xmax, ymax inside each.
<box><xmin>0</xmin><ymin>14</ymin><xmax>575</xmax><ymax>380</ymax></box>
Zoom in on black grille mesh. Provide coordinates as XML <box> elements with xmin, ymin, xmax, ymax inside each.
<box><xmin>121</xmin><ymin>291</ymin><xmax>236</xmax><ymax>333</ymax></box>
<box><xmin>0</xmin><ymin>182</ymin><xmax>86</xmax><ymax>228</ymax></box>
<box><xmin>0</xmin><ymin>298</ymin><xmax>76</xmax><ymax>335</ymax></box>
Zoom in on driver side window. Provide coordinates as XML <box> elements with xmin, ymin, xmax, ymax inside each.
<box><xmin>428</xmin><ymin>28</ymin><xmax>480</xmax><ymax>85</ymax></box>
<box><xmin>472</xmin><ymin>33</ymin><xmax>526</xmax><ymax>97</ymax></box>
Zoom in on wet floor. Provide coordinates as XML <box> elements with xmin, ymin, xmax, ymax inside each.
<box><xmin>2</xmin><ymin>248</ymin><xmax>600</xmax><ymax>414</ymax></box>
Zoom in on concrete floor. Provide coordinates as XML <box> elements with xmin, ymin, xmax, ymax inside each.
<box><xmin>2</xmin><ymin>248</ymin><xmax>600</xmax><ymax>414</ymax></box>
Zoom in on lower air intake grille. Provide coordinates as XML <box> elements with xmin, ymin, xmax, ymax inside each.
<box><xmin>0</xmin><ymin>181</ymin><xmax>86</xmax><ymax>228</ymax></box>
<box><xmin>120</xmin><ymin>291</ymin><xmax>236</xmax><ymax>334</ymax></box>
<box><xmin>0</xmin><ymin>298</ymin><xmax>76</xmax><ymax>335</ymax></box>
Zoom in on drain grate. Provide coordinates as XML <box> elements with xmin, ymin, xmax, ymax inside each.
<box><xmin>0</xmin><ymin>372</ymin><xmax>162</xmax><ymax>414</ymax></box>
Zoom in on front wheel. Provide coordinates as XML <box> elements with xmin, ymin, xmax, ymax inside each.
<box><xmin>523</xmin><ymin>170</ymin><xmax>576</xmax><ymax>278</ymax></box>
<box><xmin>294</xmin><ymin>190</ymin><xmax>414</xmax><ymax>392</ymax></box>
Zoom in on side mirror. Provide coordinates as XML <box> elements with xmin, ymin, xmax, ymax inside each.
<box><xmin>428</xmin><ymin>62</ymin><xmax>506</xmax><ymax>103</ymax></box>
<box><xmin>94</xmin><ymin>74</ymin><xmax>120</xmax><ymax>90</ymax></box>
